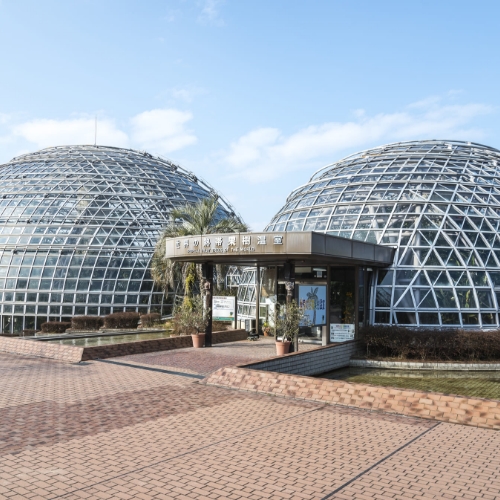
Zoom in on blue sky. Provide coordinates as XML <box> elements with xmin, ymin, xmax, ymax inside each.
<box><xmin>1</xmin><ymin>0</ymin><xmax>499</xmax><ymax>229</ymax></box>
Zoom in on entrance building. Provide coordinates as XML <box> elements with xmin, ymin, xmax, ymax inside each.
<box><xmin>165</xmin><ymin>231</ymin><xmax>394</xmax><ymax>345</ymax></box>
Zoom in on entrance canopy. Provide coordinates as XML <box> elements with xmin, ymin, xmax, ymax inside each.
<box><xmin>164</xmin><ymin>231</ymin><xmax>395</xmax><ymax>267</ymax></box>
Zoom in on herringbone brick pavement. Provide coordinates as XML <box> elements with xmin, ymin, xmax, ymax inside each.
<box><xmin>0</xmin><ymin>346</ymin><xmax>499</xmax><ymax>499</ymax></box>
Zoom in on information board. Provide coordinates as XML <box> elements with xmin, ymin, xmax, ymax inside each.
<box><xmin>212</xmin><ymin>296</ymin><xmax>236</xmax><ymax>321</ymax></box>
<box><xmin>330</xmin><ymin>323</ymin><xmax>355</xmax><ymax>342</ymax></box>
<box><xmin>298</xmin><ymin>285</ymin><xmax>327</xmax><ymax>326</ymax></box>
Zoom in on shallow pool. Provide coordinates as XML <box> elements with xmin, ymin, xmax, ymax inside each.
<box><xmin>45</xmin><ymin>331</ymin><xmax>172</xmax><ymax>347</ymax></box>
<box><xmin>320</xmin><ymin>366</ymin><xmax>500</xmax><ymax>400</ymax></box>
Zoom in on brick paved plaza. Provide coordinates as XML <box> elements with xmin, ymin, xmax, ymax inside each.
<box><xmin>1</xmin><ymin>340</ymin><xmax>500</xmax><ymax>499</ymax></box>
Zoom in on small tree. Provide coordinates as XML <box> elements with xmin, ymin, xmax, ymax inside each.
<box><xmin>273</xmin><ymin>300</ymin><xmax>304</xmax><ymax>343</ymax></box>
<box><xmin>172</xmin><ymin>294</ymin><xmax>209</xmax><ymax>335</ymax></box>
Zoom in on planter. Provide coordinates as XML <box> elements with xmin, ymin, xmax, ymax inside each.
<box><xmin>191</xmin><ymin>333</ymin><xmax>205</xmax><ymax>348</ymax></box>
<box><xmin>276</xmin><ymin>341</ymin><xmax>291</xmax><ymax>356</ymax></box>
<box><xmin>263</xmin><ymin>328</ymin><xmax>271</xmax><ymax>337</ymax></box>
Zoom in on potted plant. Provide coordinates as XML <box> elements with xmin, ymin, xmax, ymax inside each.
<box><xmin>262</xmin><ymin>321</ymin><xmax>272</xmax><ymax>336</ymax></box>
<box><xmin>172</xmin><ymin>295</ymin><xmax>209</xmax><ymax>348</ymax></box>
<box><xmin>273</xmin><ymin>300</ymin><xmax>302</xmax><ymax>356</ymax></box>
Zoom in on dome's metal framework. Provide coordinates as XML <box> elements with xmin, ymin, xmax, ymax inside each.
<box><xmin>0</xmin><ymin>145</ymin><xmax>238</xmax><ymax>333</ymax></box>
<box><xmin>265</xmin><ymin>140</ymin><xmax>500</xmax><ymax>328</ymax></box>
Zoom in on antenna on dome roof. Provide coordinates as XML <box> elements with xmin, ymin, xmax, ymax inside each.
<box><xmin>94</xmin><ymin>115</ymin><xmax>97</xmax><ymax>146</ymax></box>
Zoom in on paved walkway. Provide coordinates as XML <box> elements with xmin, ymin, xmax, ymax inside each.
<box><xmin>0</xmin><ymin>344</ymin><xmax>500</xmax><ymax>499</ymax></box>
<box><xmin>120</xmin><ymin>337</ymin><xmax>318</xmax><ymax>375</ymax></box>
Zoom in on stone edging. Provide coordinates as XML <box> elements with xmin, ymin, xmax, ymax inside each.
<box><xmin>0</xmin><ymin>329</ymin><xmax>248</xmax><ymax>362</ymax></box>
<box><xmin>350</xmin><ymin>359</ymin><xmax>500</xmax><ymax>371</ymax></box>
<box><xmin>201</xmin><ymin>366</ymin><xmax>500</xmax><ymax>430</ymax></box>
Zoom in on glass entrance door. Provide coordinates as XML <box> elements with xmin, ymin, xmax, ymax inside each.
<box><xmin>330</xmin><ymin>267</ymin><xmax>356</xmax><ymax>342</ymax></box>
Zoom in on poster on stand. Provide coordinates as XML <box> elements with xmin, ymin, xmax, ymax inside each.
<box><xmin>330</xmin><ymin>323</ymin><xmax>355</xmax><ymax>342</ymax></box>
<box><xmin>298</xmin><ymin>285</ymin><xmax>327</xmax><ymax>326</ymax></box>
<box><xmin>212</xmin><ymin>296</ymin><xmax>236</xmax><ymax>321</ymax></box>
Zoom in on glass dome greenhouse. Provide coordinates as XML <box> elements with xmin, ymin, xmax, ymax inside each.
<box><xmin>265</xmin><ymin>140</ymin><xmax>500</xmax><ymax>329</ymax></box>
<box><xmin>0</xmin><ymin>145</ymin><xmax>237</xmax><ymax>333</ymax></box>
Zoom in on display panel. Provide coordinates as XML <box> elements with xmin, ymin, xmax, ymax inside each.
<box><xmin>298</xmin><ymin>285</ymin><xmax>327</xmax><ymax>326</ymax></box>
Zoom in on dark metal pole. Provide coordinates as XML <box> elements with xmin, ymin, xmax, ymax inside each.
<box><xmin>203</xmin><ymin>263</ymin><xmax>214</xmax><ymax>347</ymax></box>
<box><xmin>255</xmin><ymin>264</ymin><xmax>260</xmax><ymax>336</ymax></box>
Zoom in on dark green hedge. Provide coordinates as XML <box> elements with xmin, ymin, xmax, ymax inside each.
<box><xmin>71</xmin><ymin>316</ymin><xmax>104</xmax><ymax>331</ymax></box>
<box><xmin>140</xmin><ymin>313</ymin><xmax>161</xmax><ymax>328</ymax></box>
<box><xmin>359</xmin><ymin>325</ymin><xmax>500</xmax><ymax>361</ymax></box>
<box><xmin>41</xmin><ymin>321</ymin><xmax>71</xmax><ymax>334</ymax></box>
<box><xmin>103</xmin><ymin>312</ymin><xmax>140</xmax><ymax>329</ymax></box>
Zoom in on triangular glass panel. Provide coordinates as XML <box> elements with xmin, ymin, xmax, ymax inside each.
<box><xmin>475</xmin><ymin>234</ymin><xmax>489</xmax><ymax>248</ymax></box>
<box><xmin>443</xmin><ymin>218</ymin><xmax>459</xmax><ymax>231</ymax></box>
<box><xmin>426</xmin><ymin>204</ymin><xmax>445</xmax><ymax>213</ymax></box>
<box><xmin>477</xmin><ymin>250</ymin><xmax>490</xmax><ymax>266</ymax></box>
<box><xmin>482</xmin><ymin>232</ymin><xmax>496</xmax><ymax>248</ymax></box>
<box><xmin>413</xmin><ymin>248</ymin><xmax>430</xmax><ymax>265</ymax></box>
<box><xmin>434</xmin><ymin>289</ymin><xmax>457</xmax><ymax>308</ymax></box>
<box><xmin>419</xmin><ymin>230</ymin><xmax>438</xmax><ymax>244</ymax></box>
<box><xmin>456</xmin><ymin>289</ymin><xmax>477</xmax><ymax>309</ymax></box>
<box><xmin>462</xmin><ymin>219</ymin><xmax>476</xmax><ymax>231</ymax></box>
<box><xmin>426</xmin><ymin>270</ymin><xmax>441</xmax><ymax>284</ymax></box>
<box><xmin>486</xmin><ymin>253</ymin><xmax>499</xmax><ymax>267</ymax></box>
<box><xmin>436</xmin><ymin>248</ymin><xmax>451</xmax><ymax>264</ymax></box>
<box><xmin>424</xmin><ymin>250</ymin><xmax>441</xmax><ymax>266</ymax></box>
<box><xmin>458</xmin><ymin>249</ymin><xmax>472</xmax><ymax>265</ymax></box>
<box><xmin>492</xmin><ymin>236</ymin><xmax>500</xmax><ymax>249</ymax></box>
<box><xmin>455</xmin><ymin>234</ymin><xmax>471</xmax><ymax>248</ymax></box>
<box><xmin>413</xmin><ymin>288</ymin><xmax>437</xmax><ymax>308</ymax></box>
<box><xmin>413</xmin><ymin>271</ymin><xmax>431</xmax><ymax>287</ymax></box>
<box><xmin>435</xmin><ymin>232</ymin><xmax>451</xmax><ymax>247</ymax></box>
<box><xmin>449</xmin><ymin>271</ymin><xmax>470</xmax><ymax>286</ymax></box>
<box><xmin>399</xmin><ymin>248</ymin><xmax>418</xmax><ymax>266</ymax></box>
<box><xmin>448</xmin><ymin>205</ymin><xmax>463</xmax><ymax>215</ymax></box>
<box><xmin>447</xmin><ymin>250</ymin><xmax>463</xmax><ymax>266</ymax></box>
<box><xmin>395</xmin><ymin>270</ymin><xmax>417</xmax><ymax>286</ymax></box>
<box><xmin>468</xmin><ymin>217</ymin><xmax>483</xmax><ymax>229</ymax></box>
<box><xmin>394</xmin><ymin>289</ymin><xmax>415</xmax><ymax>308</ymax></box>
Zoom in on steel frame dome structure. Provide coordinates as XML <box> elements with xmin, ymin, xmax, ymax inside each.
<box><xmin>265</xmin><ymin>140</ymin><xmax>500</xmax><ymax>329</ymax></box>
<box><xmin>0</xmin><ymin>145</ymin><xmax>238</xmax><ymax>334</ymax></box>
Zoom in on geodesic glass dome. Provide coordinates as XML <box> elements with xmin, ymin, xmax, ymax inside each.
<box><xmin>265</xmin><ymin>140</ymin><xmax>500</xmax><ymax>329</ymax></box>
<box><xmin>0</xmin><ymin>145</ymin><xmax>237</xmax><ymax>333</ymax></box>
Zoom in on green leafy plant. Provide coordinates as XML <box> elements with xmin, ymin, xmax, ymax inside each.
<box><xmin>172</xmin><ymin>294</ymin><xmax>210</xmax><ymax>335</ymax></box>
<box><xmin>151</xmin><ymin>195</ymin><xmax>248</xmax><ymax>297</ymax></box>
<box><xmin>273</xmin><ymin>300</ymin><xmax>304</xmax><ymax>343</ymax></box>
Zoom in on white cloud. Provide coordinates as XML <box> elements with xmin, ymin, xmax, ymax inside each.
<box><xmin>12</xmin><ymin>117</ymin><xmax>129</xmax><ymax>149</ymax></box>
<box><xmin>169</xmin><ymin>86</ymin><xmax>207</xmax><ymax>103</ymax></box>
<box><xmin>197</xmin><ymin>0</ymin><xmax>225</xmax><ymax>26</ymax></box>
<box><xmin>223</xmin><ymin>98</ymin><xmax>494</xmax><ymax>183</ymax></box>
<box><xmin>130</xmin><ymin>108</ymin><xmax>197</xmax><ymax>154</ymax></box>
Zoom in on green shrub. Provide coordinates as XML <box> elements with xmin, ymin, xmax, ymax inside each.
<box><xmin>103</xmin><ymin>312</ymin><xmax>140</xmax><ymax>329</ymax></box>
<box><xmin>71</xmin><ymin>316</ymin><xmax>104</xmax><ymax>331</ymax></box>
<box><xmin>41</xmin><ymin>321</ymin><xmax>71</xmax><ymax>334</ymax></box>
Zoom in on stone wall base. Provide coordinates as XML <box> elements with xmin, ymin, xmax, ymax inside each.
<box><xmin>0</xmin><ymin>329</ymin><xmax>248</xmax><ymax>363</ymax></box>
<box><xmin>351</xmin><ymin>359</ymin><xmax>500</xmax><ymax>371</ymax></box>
<box><xmin>202</xmin><ymin>366</ymin><xmax>500</xmax><ymax>430</ymax></box>
<box><xmin>245</xmin><ymin>340</ymin><xmax>359</xmax><ymax>376</ymax></box>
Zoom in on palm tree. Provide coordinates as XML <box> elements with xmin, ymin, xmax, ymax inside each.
<box><xmin>151</xmin><ymin>194</ymin><xmax>248</xmax><ymax>305</ymax></box>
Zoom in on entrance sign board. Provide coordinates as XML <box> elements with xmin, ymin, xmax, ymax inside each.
<box><xmin>164</xmin><ymin>231</ymin><xmax>395</xmax><ymax>267</ymax></box>
<box><xmin>298</xmin><ymin>285</ymin><xmax>327</xmax><ymax>326</ymax></box>
<box><xmin>330</xmin><ymin>323</ymin><xmax>355</xmax><ymax>342</ymax></box>
<box><xmin>213</xmin><ymin>296</ymin><xmax>236</xmax><ymax>321</ymax></box>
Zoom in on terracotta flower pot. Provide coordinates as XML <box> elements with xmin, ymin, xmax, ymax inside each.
<box><xmin>191</xmin><ymin>333</ymin><xmax>205</xmax><ymax>348</ymax></box>
<box><xmin>263</xmin><ymin>328</ymin><xmax>271</xmax><ymax>337</ymax></box>
<box><xmin>276</xmin><ymin>341</ymin><xmax>291</xmax><ymax>356</ymax></box>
